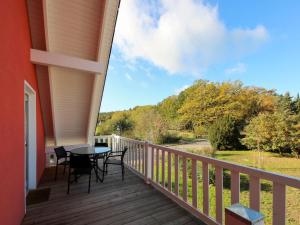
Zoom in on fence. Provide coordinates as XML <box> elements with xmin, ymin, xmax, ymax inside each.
<box><xmin>95</xmin><ymin>135</ymin><xmax>300</xmax><ymax>225</ymax></box>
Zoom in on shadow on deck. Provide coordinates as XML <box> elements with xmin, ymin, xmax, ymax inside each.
<box><xmin>22</xmin><ymin>165</ymin><xmax>206</xmax><ymax>225</ymax></box>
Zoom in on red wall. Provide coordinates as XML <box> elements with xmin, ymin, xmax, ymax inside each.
<box><xmin>0</xmin><ymin>1</ymin><xmax>45</xmax><ymax>225</ymax></box>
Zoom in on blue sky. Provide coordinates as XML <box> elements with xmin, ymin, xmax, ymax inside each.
<box><xmin>101</xmin><ymin>0</ymin><xmax>300</xmax><ymax>112</ymax></box>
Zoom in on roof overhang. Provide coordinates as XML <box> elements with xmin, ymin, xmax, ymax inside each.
<box><xmin>27</xmin><ymin>0</ymin><xmax>120</xmax><ymax>146</ymax></box>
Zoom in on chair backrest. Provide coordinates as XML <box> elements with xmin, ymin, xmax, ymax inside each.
<box><xmin>69</xmin><ymin>154</ymin><xmax>92</xmax><ymax>169</ymax></box>
<box><xmin>95</xmin><ymin>142</ymin><xmax>108</xmax><ymax>147</ymax></box>
<box><xmin>54</xmin><ymin>146</ymin><xmax>67</xmax><ymax>159</ymax></box>
<box><xmin>121</xmin><ymin>146</ymin><xmax>128</xmax><ymax>162</ymax></box>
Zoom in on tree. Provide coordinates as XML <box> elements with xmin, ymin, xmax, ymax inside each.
<box><xmin>96</xmin><ymin>79</ymin><xmax>300</xmax><ymax>156</ymax></box>
<box><xmin>157</xmin><ymin>96</ymin><xmax>181</xmax><ymax>130</ymax></box>
<box><xmin>242</xmin><ymin>112</ymin><xmax>292</xmax><ymax>154</ymax></box>
<box><xmin>208</xmin><ymin>115</ymin><xmax>241</xmax><ymax>150</ymax></box>
<box><xmin>289</xmin><ymin>114</ymin><xmax>300</xmax><ymax>157</ymax></box>
<box><xmin>96</xmin><ymin>111</ymin><xmax>133</xmax><ymax>136</ymax></box>
<box><xmin>178</xmin><ymin>80</ymin><xmax>276</xmax><ymax>133</ymax></box>
<box><xmin>293</xmin><ymin>93</ymin><xmax>300</xmax><ymax>114</ymax></box>
<box><xmin>277</xmin><ymin>92</ymin><xmax>295</xmax><ymax>114</ymax></box>
<box><xmin>130</xmin><ymin>106</ymin><xmax>167</xmax><ymax>143</ymax></box>
<box><xmin>110</xmin><ymin>112</ymin><xmax>133</xmax><ymax>135</ymax></box>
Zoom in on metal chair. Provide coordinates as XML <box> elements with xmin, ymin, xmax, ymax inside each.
<box><xmin>103</xmin><ymin>146</ymin><xmax>128</xmax><ymax>181</ymax></box>
<box><xmin>92</xmin><ymin>142</ymin><xmax>109</xmax><ymax>174</ymax></box>
<box><xmin>95</xmin><ymin>142</ymin><xmax>109</xmax><ymax>147</ymax></box>
<box><xmin>67</xmin><ymin>153</ymin><xmax>93</xmax><ymax>194</ymax></box>
<box><xmin>54</xmin><ymin>146</ymin><xmax>69</xmax><ymax>181</ymax></box>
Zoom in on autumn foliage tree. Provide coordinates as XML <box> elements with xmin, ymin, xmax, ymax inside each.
<box><xmin>97</xmin><ymin>79</ymin><xmax>300</xmax><ymax>156</ymax></box>
<box><xmin>242</xmin><ymin>112</ymin><xmax>292</xmax><ymax>153</ymax></box>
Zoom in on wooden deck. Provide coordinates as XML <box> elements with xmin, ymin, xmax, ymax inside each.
<box><xmin>22</xmin><ymin>165</ymin><xmax>206</xmax><ymax>225</ymax></box>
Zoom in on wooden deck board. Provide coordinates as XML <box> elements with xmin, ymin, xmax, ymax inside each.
<box><xmin>22</xmin><ymin>166</ymin><xmax>206</xmax><ymax>225</ymax></box>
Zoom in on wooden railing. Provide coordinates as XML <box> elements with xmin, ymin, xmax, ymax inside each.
<box><xmin>95</xmin><ymin>135</ymin><xmax>300</xmax><ymax>225</ymax></box>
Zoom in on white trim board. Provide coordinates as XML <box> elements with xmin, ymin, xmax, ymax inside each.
<box><xmin>24</xmin><ymin>81</ymin><xmax>37</xmax><ymax>190</ymax></box>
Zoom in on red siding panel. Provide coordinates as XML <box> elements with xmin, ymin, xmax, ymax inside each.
<box><xmin>0</xmin><ymin>1</ymin><xmax>45</xmax><ymax>225</ymax></box>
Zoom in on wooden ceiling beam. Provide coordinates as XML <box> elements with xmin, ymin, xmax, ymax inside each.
<box><xmin>30</xmin><ymin>49</ymin><xmax>103</xmax><ymax>74</ymax></box>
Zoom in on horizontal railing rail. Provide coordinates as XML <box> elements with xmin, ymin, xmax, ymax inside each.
<box><xmin>95</xmin><ymin>135</ymin><xmax>300</xmax><ymax>225</ymax></box>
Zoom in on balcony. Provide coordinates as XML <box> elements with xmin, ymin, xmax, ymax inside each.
<box><xmin>30</xmin><ymin>135</ymin><xmax>300</xmax><ymax>225</ymax></box>
<box><xmin>22</xmin><ymin>166</ymin><xmax>204</xmax><ymax>225</ymax></box>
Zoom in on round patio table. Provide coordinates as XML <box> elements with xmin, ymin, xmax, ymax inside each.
<box><xmin>70</xmin><ymin>146</ymin><xmax>111</xmax><ymax>155</ymax></box>
<box><xmin>70</xmin><ymin>146</ymin><xmax>111</xmax><ymax>182</ymax></box>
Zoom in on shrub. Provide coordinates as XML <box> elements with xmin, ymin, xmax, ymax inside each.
<box><xmin>208</xmin><ymin>115</ymin><xmax>241</xmax><ymax>150</ymax></box>
<box><xmin>159</xmin><ymin>132</ymin><xmax>181</xmax><ymax>144</ymax></box>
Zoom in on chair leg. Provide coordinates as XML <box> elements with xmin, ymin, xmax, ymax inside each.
<box><xmin>67</xmin><ymin>168</ymin><xmax>71</xmax><ymax>194</ymax></box>
<box><xmin>122</xmin><ymin>164</ymin><xmax>125</xmax><ymax>181</ymax></box>
<box><xmin>101</xmin><ymin>162</ymin><xmax>106</xmax><ymax>183</ymax></box>
<box><xmin>74</xmin><ymin>173</ymin><xmax>78</xmax><ymax>183</ymax></box>
<box><xmin>63</xmin><ymin>163</ymin><xmax>66</xmax><ymax>175</ymax></box>
<box><xmin>88</xmin><ymin>172</ymin><xmax>91</xmax><ymax>193</ymax></box>
<box><xmin>97</xmin><ymin>158</ymin><xmax>101</xmax><ymax>182</ymax></box>
<box><xmin>94</xmin><ymin>165</ymin><xmax>99</xmax><ymax>183</ymax></box>
<box><xmin>102</xmin><ymin>157</ymin><xmax>105</xmax><ymax>172</ymax></box>
<box><xmin>55</xmin><ymin>159</ymin><xmax>58</xmax><ymax>181</ymax></box>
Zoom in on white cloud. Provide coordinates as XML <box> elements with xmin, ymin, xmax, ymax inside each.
<box><xmin>115</xmin><ymin>0</ymin><xmax>268</xmax><ymax>76</ymax></box>
<box><xmin>175</xmin><ymin>84</ymin><xmax>190</xmax><ymax>95</ymax></box>
<box><xmin>225</xmin><ymin>63</ymin><xmax>246</xmax><ymax>75</ymax></box>
<box><xmin>125</xmin><ymin>73</ymin><xmax>133</xmax><ymax>80</ymax></box>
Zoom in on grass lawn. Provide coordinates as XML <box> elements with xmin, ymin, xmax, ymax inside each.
<box><xmin>159</xmin><ymin>143</ymin><xmax>300</xmax><ymax>225</ymax></box>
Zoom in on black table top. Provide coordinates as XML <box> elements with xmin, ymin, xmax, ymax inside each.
<box><xmin>70</xmin><ymin>146</ymin><xmax>111</xmax><ymax>155</ymax></box>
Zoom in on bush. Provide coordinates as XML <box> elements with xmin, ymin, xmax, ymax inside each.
<box><xmin>208</xmin><ymin>169</ymin><xmax>231</xmax><ymax>188</ymax></box>
<box><xmin>194</xmin><ymin>125</ymin><xmax>207</xmax><ymax>138</ymax></box>
<box><xmin>158</xmin><ymin>132</ymin><xmax>181</xmax><ymax>144</ymax></box>
<box><xmin>208</xmin><ymin>115</ymin><xmax>242</xmax><ymax>150</ymax></box>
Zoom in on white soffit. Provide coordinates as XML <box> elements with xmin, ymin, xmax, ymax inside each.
<box><xmin>42</xmin><ymin>0</ymin><xmax>119</xmax><ymax>146</ymax></box>
<box><xmin>44</xmin><ymin>0</ymin><xmax>105</xmax><ymax>60</ymax></box>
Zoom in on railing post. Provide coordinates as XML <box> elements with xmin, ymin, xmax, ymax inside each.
<box><xmin>215</xmin><ymin>166</ymin><xmax>223</xmax><ymax>223</ymax></box>
<box><xmin>273</xmin><ymin>182</ymin><xmax>286</xmax><ymax>225</ymax></box>
<box><xmin>225</xmin><ymin>204</ymin><xmax>264</xmax><ymax>225</ymax></box>
<box><xmin>144</xmin><ymin>141</ymin><xmax>151</xmax><ymax>184</ymax></box>
<box><xmin>202</xmin><ymin>162</ymin><xmax>209</xmax><ymax>216</ymax></box>
<box><xmin>231</xmin><ymin>170</ymin><xmax>240</xmax><ymax>205</ymax></box>
<box><xmin>249</xmin><ymin>175</ymin><xmax>260</xmax><ymax>211</ymax></box>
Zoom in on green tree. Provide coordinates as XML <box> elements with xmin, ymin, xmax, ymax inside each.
<box><xmin>130</xmin><ymin>106</ymin><xmax>167</xmax><ymax>143</ymax></box>
<box><xmin>157</xmin><ymin>95</ymin><xmax>181</xmax><ymax>130</ymax></box>
<box><xmin>96</xmin><ymin>111</ymin><xmax>133</xmax><ymax>136</ymax></box>
<box><xmin>208</xmin><ymin>115</ymin><xmax>241</xmax><ymax>150</ymax></box>
<box><xmin>277</xmin><ymin>92</ymin><xmax>294</xmax><ymax>114</ymax></box>
<box><xmin>242</xmin><ymin>112</ymin><xmax>292</xmax><ymax>154</ymax></box>
<box><xmin>293</xmin><ymin>93</ymin><xmax>300</xmax><ymax>114</ymax></box>
<box><xmin>289</xmin><ymin>114</ymin><xmax>300</xmax><ymax>157</ymax></box>
<box><xmin>110</xmin><ymin>112</ymin><xmax>133</xmax><ymax>135</ymax></box>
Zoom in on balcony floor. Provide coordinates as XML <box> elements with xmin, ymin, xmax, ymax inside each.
<box><xmin>22</xmin><ymin>165</ymin><xmax>206</xmax><ymax>225</ymax></box>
